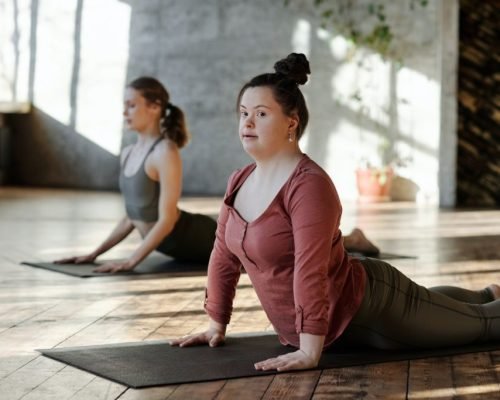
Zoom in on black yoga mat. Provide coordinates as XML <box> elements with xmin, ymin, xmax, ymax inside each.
<box><xmin>38</xmin><ymin>334</ymin><xmax>500</xmax><ymax>388</ymax></box>
<box><xmin>21</xmin><ymin>254</ymin><xmax>207</xmax><ymax>278</ymax></box>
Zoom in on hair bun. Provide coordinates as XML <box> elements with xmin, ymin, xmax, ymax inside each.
<box><xmin>274</xmin><ymin>53</ymin><xmax>310</xmax><ymax>85</ymax></box>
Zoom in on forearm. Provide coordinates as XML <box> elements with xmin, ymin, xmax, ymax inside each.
<box><xmin>92</xmin><ymin>217</ymin><xmax>135</xmax><ymax>257</ymax></box>
<box><xmin>127</xmin><ymin>217</ymin><xmax>176</xmax><ymax>266</ymax></box>
<box><xmin>299</xmin><ymin>333</ymin><xmax>325</xmax><ymax>365</ymax></box>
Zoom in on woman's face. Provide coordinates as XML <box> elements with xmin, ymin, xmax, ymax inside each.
<box><xmin>238</xmin><ymin>86</ymin><xmax>298</xmax><ymax>159</ymax></box>
<box><xmin>123</xmin><ymin>88</ymin><xmax>160</xmax><ymax>133</ymax></box>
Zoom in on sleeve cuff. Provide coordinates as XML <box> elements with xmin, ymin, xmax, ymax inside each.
<box><xmin>295</xmin><ymin>306</ymin><xmax>328</xmax><ymax>335</ymax></box>
<box><xmin>204</xmin><ymin>290</ymin><xmax>232</xmax><ymax>325</ymax></box>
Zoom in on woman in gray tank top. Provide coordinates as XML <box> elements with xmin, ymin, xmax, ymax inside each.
<box><xmin>54</xmin><ymin>77</ymin><xmax>379</xmax><ymax>273</ymax></box>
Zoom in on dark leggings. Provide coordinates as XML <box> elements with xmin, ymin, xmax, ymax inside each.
<box><xmin>156</xmin><ymin>211</ymin><xmax>216</xmax><ymax>263</ymax></box>
<box><xmin>340</xmin><ymin>257</ymin><xmax>500</xmax><ymax>349</ymax></box>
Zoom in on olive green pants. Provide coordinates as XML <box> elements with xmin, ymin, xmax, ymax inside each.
<box><xmin>340</xmin><ymin>257</ymin><xmax>500</xmax><ymax>349</ymax></box>
<box><xmin>156</xmin><ymin>211</ymin><xmax>216</xmax><ymax>263</ymax></box>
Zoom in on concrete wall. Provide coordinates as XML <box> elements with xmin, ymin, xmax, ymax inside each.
<box><xmin>1</xmin><ymin>0</ymin><xmax>455</xmax><ymax>203</ymax></box>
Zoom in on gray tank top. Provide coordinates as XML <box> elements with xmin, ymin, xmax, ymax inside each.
<box><xmin>119</xmin><ymin>137</ymin><xmax>164</xmax><ymax>222</ymax></box>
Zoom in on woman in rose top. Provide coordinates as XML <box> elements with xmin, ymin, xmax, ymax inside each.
<box><xmin>171</xmin><ymin>53</ymin><xmax>500</xmax><ymax>371</ymax></box>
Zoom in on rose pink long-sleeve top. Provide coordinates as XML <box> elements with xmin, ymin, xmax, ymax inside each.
<box><xmin>204</xmin><ymin>155</ymin><xmax>367</xmax><ymax>349</ymax></box>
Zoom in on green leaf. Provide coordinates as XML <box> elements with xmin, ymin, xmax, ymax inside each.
<box><xmin>322</xmin><ymin>9</ymin><xmax>333</xmax><ymax>19</ymax></box>
<box><xmin>378</xmin><ymin>173</ymin><xmax>387</xmax><ymax>185</ymax></box>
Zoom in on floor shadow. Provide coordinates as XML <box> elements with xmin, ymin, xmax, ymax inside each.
<box><xmin>377</xmin><ymin>234</ymin><xmax>500</xmax><ymax>263</ymax></box>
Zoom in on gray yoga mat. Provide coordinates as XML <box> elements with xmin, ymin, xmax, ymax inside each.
<box><xmin>350</xmin><ymin>252</ymin><xmax>417</xmax><ymax>260</ymax></box>
<box><xmin>38</xmin><ymin>334</ymin><xmax>500</xmax><ymax>388</ymax></box>
<box><xmin>21</xmin><ymin>254</ymin><xmax>207</xmax><ymax>278</ymax></box>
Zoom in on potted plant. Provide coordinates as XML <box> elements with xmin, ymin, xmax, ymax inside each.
<box><xmin>356</xmin><ymin>164</ymin><xmax>394</xmax><ymax>203</ymax></box>
<box><xmin>355</xmin><ymin>138</ymin><xmax>395</xmax><ymax>202</ymax></box>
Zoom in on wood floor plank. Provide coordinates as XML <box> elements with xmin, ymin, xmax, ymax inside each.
<box><xmin>262</xmin><ymin>370</ymin><xmax>321</xmax><ymax>400</ymax></box>
<box><xmin>166</xmin><ymin>380</ymin><xmax>227</xmax><ymax>400</ymax></box>
<box><xmin>68</xmin><ymin>377</ymin><xmax>127</xmax><ymax>400</ymax></box>
<box><xmin>0</xmin><ymin>354</ymin><xmax>38</xmax><ymax>381</ymax></box>
<box><xmin>0</xmin><ymin>296</ymin><xmax>130</xmax><ymax>355</ymax></box>
<box><xmin>118</xmin><ymin>386</ymin><xmax>179</xmax><ymax>400</ymax></box>
<box><xmin>312</xmin><ymin>362</ymin><xmax>409</xmax><ymax>399</ymax></box>
<box><xmin>408</xmin><ymin>352</ymin><xmax>500</xmax><ymax>399</ymax></box>
<box><xmin>407</xmin><ymin>357</ymin><xmax>455</xmax><ymax>399</ymax></box>
<box><xmin>451</xmin><ymin>352</ymin><xmax>500</xmax><ymax>399</ymax></box>
<box><xmin>215</xmin><ymin>375</ymin><xmax>274</xmax><ymax>400</ymax></box>
<box><xmin>66</xmin><ymin>376</ymin><xmax>127</xmax><ymax>400</ymax></box>
<box><xmin>57</xmin><ymin>289</ymin><xmax>203</xmax><ymax>347</ymax></box>
<box><xmin>0</xmin><ymin>303</ymin><xmax>56</xmax><ymax>333</ymax></box>
<box><xmin>19</xmin><ymin>366</ymin><xmax>101</xmax><ymax>400</ymax></box>
<box><xmin>0</xmin><ymin>356</ymin><xmax>66</xmax><ymax>400</ymax></box>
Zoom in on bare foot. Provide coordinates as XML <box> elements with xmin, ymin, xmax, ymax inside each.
<box><xmin>344</xmin><ymin>228</ymin><xmax>380</xmax><ymax>255</ymax></box>
<box><xmin>487</xmin><ymin>284</ymin><xmax>500</xmax><ymax>300</ymax></box>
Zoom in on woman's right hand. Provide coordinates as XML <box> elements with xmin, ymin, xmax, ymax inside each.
<box><xmin>169</xmin><ymin>329</ymin><xmax>225</xmax><ymax>348</ymax></box>
<box><xmin>54</xmin><ymin>253</ymin><xmax>97</xmax><ymax>264</ymax></box>
<box><xmin>169</xmin><ymin>325</ymin><xmax>226</xmax><ymax>348</ymax></box>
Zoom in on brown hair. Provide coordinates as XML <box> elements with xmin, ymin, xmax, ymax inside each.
<box><xmin>128</xmin><ymin>76</ymin><xmax>190</xmax><ymax>148</ymax></box>
<box><xmin>236</xmin><ymin>53</ymin><xmax>310</xmax><ymax>139</ymax></box>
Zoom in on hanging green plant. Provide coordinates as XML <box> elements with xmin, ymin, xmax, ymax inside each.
<box><xmin>284</xmin><ymin>0</ymin><xmax>428</xmax><ymax>59</ymax></box>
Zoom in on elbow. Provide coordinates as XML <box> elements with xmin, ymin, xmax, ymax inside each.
<box><xmin>123</xmin><ymin>217</ymin><xmax>135</xmax><ymax>231</ymax></box>
<box><xmin>156</xmin><ymin>216</ymin><xmax>177</xmax><ymax>236</ymax></box>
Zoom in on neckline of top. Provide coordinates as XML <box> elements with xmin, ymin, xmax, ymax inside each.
<box><xmin>226</xmin><ymin>153</ymin><xmax>309</xmax><ymax>225</ymax></box>
<box><xmin>122</xmin><ymin>137</ymin><xmax>164</xmax><ymax>178</ymax></box>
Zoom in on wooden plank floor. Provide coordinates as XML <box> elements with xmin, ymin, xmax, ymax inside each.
<box><xmin>0</xmin><ymin>187</ymin><xmax>499</xmax><ymax>400</ymax></box>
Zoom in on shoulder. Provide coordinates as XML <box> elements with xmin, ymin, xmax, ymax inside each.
<box><xmin>230</xmin><ymin>162</ymin><xmax>255</xmax><ymax>182</ymax></box>
<box><xmin>224</xmin><ymin>162</ymin><xmax>256</xmax><ymax>196</ymax></box>
<box><xmin>285</xmin><ymin>156</ymin><xmax>340</xmax><ymax>206</ymax></box>
<box><xmin>151</xmin><ymin>139</ymin><xmax>181</xmax><ymax>163</ymax></box>
<box><xmin>294</xmin><ymin>156</ymin><xmax>335</xmax><ymax>189</ymax></box>
<box><xmin>154</xmin><ymin>138</ymin><xmax>179</xmax><ymax>153</ymax></box>
<box><xmin>145</xmin><ymin>139</ymin><xmax>181</xmax><ymax>180</ymax></box>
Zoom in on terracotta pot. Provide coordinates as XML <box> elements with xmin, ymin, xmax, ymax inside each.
<box><xmin>356</xmin><ymin>167</ymin><xmax>394</xmax><ymax>202</ymax></box>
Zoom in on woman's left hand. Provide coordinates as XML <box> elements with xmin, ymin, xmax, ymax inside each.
<box><xmin>93</xmin><ymin>260</ymin><xmax>135</xmax><ymax>273</ymax></box>
<box><xmin>254</xmin><ymin>349</ymin><xmax>319</xmax><ymax>372</ymax></box>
